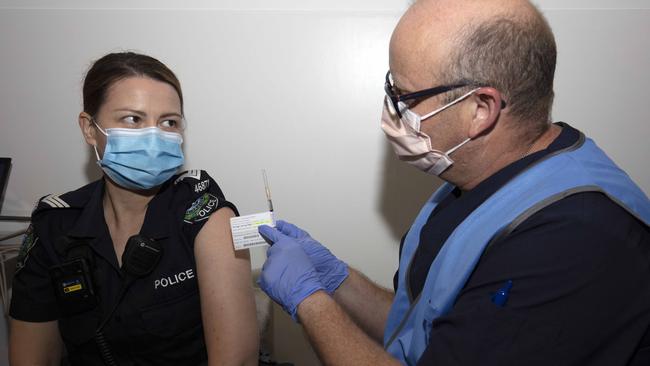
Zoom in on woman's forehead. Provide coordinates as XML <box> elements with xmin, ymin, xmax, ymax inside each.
<box><xmin>102</xmin><ymin>76</ymin><xmax>182</xmax><ymax>113</ymax></box>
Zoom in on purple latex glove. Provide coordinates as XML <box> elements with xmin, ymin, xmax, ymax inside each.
<box><xmin>262</xmin><ymin>220</ymin><xmax>349</xmax><ymax>295</ymax></box>
<box><xmin>258</xmin><ymin>225</ymin><xmax>325</xmax><ymax>321</ymax></box>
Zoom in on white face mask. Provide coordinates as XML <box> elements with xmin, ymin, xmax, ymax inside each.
<box><xmin>381</xmin><ymin>88</ymin><xmax>478</xmax><ymax>176</ymax></box>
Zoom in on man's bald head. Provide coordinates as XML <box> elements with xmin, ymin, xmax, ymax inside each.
<box><xmin>390</xmin><ymin>0</ymin><xmax>556</xmax><ymax>132</ymax></box>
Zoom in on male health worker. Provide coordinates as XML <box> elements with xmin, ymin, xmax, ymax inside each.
<box><xmin>258</xmin><ymin>0</ymin><xmax>650</xmax><ymax>365</ymax></box>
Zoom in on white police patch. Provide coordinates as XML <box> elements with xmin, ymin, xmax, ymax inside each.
<box><xmin>154</xmin><ymin>269</ymin><xmax>195</xmax><ymax>290</ymax></box>
<box><xmin>184</xmin><ymin>193</ymin><xmax>219</xmax><ymax>224</ymax></box>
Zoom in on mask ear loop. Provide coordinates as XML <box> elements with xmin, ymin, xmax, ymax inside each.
<box><xmin>420</xmin><ymin>87</ymin><xmax>481</xmax><ymax>121</ymax></box>
<box><xmin>92</xmin><ymin>118</ymin><xmax>109</xmax><ymax>136</ymax></box>
<box><xmin>93</xmin><ymin>145</ymin><xmax>102</xmax><ymax>162</ymax></box>
<box><xmin>90</xmin><ymin>118</ymin><xmax>108</xmax><ymax>162</ymax></box>
<box><xmin>446</xmin><ymin>137</ymin><xmax>471</xmax><ymax>155</ymax></box>
<box><xmin>419</xmin><ymin>87</ymin><xmax>480</xmax><ymax>155</ymax></box>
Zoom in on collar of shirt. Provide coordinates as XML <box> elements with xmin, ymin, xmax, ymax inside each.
<box><xmin>66</xmin><ymin>178</ymin><xmax>176</xmax><ymax>269</ymax></box>
<box><xmin>444</xmin><ymin>122</ymin><xmax>580</xmax><ymax>209</ymax></box>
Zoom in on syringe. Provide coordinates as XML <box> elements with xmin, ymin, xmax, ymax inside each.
<box><xmin>262</xmin><ymin>169</ymin><xmax>274</xmax><ymax>212</ymax></box>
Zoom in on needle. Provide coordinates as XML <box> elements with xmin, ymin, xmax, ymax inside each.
<box><xmin>262</xmin><ymin>169</ymin><xmax>274</xmax><ymax>212</ymax></box>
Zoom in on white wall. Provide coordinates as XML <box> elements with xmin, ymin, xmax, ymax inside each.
<box><xmin>1</xmin><ymin>1</ymin><xmax>648</xmax><ymax>365</ymax></box>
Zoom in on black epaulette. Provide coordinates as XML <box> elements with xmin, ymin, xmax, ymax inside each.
<box><xmin>173</xmin><ymin>169</ymin><xmax>212</xmax><ymax>195</ymax></box>
<box><xmin>17</xmin><ymin>191</ymin><xmax>82</xmax><ymax>273</ymax></box>
<box><xmin>32</xmin><ymin>193</ymin><xmax>72</xmax><ymax>216</ymax></box>
<box><xmin>31</xmin><ymin>182</ymin><xmax>97</xmax><ymax>218</ymax></box>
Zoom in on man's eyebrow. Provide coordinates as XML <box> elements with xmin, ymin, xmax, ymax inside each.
<box><xmin>392</xmin><ymin>79</ymin><xmax>413</xmax><ymax>95</ymax></box>
<box><xmin>393</xmin><ymin>85</ymin><xmax>411</xmax><ymax>95</ymax></box>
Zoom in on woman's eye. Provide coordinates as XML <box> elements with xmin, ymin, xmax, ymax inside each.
<box><xmin>123</xmin><ymin>115</ymin><xmax>141</xmax><ymax>124</ymax></box>
<box><xmin>160</xmin><ymin>119</ymin><xmax>178</xmax><ymax>128</ymax></box>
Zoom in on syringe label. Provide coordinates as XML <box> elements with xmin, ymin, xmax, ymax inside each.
<box><xmin>230</xmin><ymin>211</ymin><xmax>275</xmax><ymax>250</ymax></box>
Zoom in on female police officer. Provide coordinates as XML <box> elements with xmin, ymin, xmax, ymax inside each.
<box><xmin>8</xmin><ymin>52</ymin><xmax>259</xmax><ymax>365</ymax></box>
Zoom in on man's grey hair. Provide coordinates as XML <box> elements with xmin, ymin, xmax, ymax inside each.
<box><xmin>442</xmin><ymin>11</ymin><xmax>557</xmax><ymax>137</ymax></box>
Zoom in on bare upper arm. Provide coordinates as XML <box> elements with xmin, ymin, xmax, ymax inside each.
<box><xmin>9</xmin><ymin>318</ymin><xmax>63</xmax><ymax>366</ymax></box>
<box><xmin>194</xmin><ymin>207</ymin><xmax>259</xmax><ymax>365</ymax></box>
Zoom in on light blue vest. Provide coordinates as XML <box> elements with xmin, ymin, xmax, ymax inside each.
<box><xmin>383</xmin><ymin>133</ymin><xmax>650</xmax><ymax>365</ymax></box>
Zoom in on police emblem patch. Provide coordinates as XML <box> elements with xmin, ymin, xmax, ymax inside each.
<box><xmin>184</xmin><ymin>193</ymin><xmax>219</xmax><ymax>224</ymax></box>
<box><xmin>16</xmin><ymin>224</ymin><xmax>38</xmax><ymax>273</ymax></box>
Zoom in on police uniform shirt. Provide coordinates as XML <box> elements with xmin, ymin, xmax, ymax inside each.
<box><xmin>393</xmin><ymin>124</ymin><xmax>650</xmax><ymax>366</ymax></box>
<box><xmin>10</xmin><ymin>170</ymin><xmax>238</xmax><ymax>366</ymax></box>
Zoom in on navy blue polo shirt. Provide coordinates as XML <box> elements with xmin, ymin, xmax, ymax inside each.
<box><xmin>393</xmin><ymin>124</ymin><xmax>650</xmax><ymax>365</ymax></box>
<box><xmin>10</xmin><ymin>170</ymin><xmax>238</xmax><ymax>366</ymax></box>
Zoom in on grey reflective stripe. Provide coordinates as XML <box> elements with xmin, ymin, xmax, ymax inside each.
<box><xmin>602</xmin><ymin>191</ymin><xmax>650</xmax><ymax>226</ymax></box>
<box><xmin>384</xmin><ymin>291</ymin><xmax>423</xmax><ymax>351</ymax></box>
<box><xmin>405</xmin><ymin>243</ymin><xmax>416</xmax><ymax>303</ymax></box>
<box><xmin>492</xmin><ymin>184</ymin><xmax>649</xmax><ymax>248</ymax></box>
<box><xmin>486</xmin><ymin>186</ymin><xmax>603</xmax><ymax>250</ymax></box>
<box><xmin>483</xmin><ymin>128</ymin><xmax>586</xmax><ymax>250</ymax></box>
<box><xmin>385</xmin><ymin>238</ymin><xmax>422</xmax><ymax>349</ymax></box>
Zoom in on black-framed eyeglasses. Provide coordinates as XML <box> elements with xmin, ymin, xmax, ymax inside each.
<box><xmin>384</xmin><ymin>70</ymin><xmax>505</xmax><ymax>118</ymax></box>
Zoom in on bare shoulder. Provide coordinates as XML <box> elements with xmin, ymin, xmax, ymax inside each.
<box><xmin>194</xmin><ymin>207</ymin><xmax>250</xmax><ymax>262</ymax></box>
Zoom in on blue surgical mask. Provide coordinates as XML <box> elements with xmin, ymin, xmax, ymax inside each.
<box><xmin>93</xmin><ymin>123</ymin><xmax>184</xmax><ymax>190</ymax></box>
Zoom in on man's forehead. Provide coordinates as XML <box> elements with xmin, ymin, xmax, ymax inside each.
<box><xmin>389</xmin><ymin>23</ymin><xmax>450</xmax><ymax>90</ymax></box>
<box><xmin>388</xmin><ymin>1</ymin><xmax>461</xmax><ymax>88</ymax></box>
<box><xmin>391</xmin><ymin>0</ymin><xmax>535</xmax><ymax>57</ymax></box>
<box><xmin>389</xmin><ymin>0</ymin><xmax>534</xmax><ymax>90</ymax></box>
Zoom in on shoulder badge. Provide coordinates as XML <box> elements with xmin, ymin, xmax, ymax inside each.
<box><xmin>184</xmin><ymin>193</ymin><xmax>220</xmax><ymax>224</ymax></box>
<box><xmin>40</xmin><ymin>193</ymin><xmax>70</xmax><ymax>208</ymax></box>
<box><xmin>174</xmin><ymin>169</ymin><xmax>211</xmax><ymax>193</ymax></box>
<box><xmin>15</xmin><ymin>224</ymin><xmax>38</xmax><ymax>273</ymax></box>
<box><xmin>174</xmin><ymin>170</ymin><xmax>202</xmax><ymax>184</ymax></box>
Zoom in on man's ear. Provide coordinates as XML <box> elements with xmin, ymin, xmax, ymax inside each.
<box><xmin>468</xmin><ymin>87</ymin><xmax>505</xmax><ymax>139</ymax></box>
<box><xmin>78</xmin><ymin>112</ymin><xmax>98</xmax><ymax>146</ymax></box>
